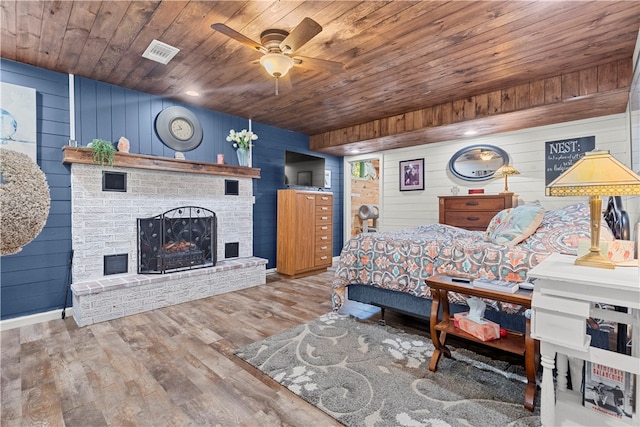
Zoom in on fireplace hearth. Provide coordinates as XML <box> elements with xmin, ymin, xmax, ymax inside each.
<box><xmin>138</xmin><ymin>206</ymin><xmax>216</xmax><ymax>274</ymax></box>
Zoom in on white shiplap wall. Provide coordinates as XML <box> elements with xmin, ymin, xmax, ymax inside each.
<box><xmin>370</xmin><ymin>113</ymin><xmax>639</xmax><ymax>243</ymax></box>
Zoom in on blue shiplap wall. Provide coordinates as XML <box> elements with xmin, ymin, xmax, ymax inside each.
<box><xmin>1</xmin><ymin>59</ymin><xmax>72</xmax><ymax>319</ymax></box>
<box><xmin>74</xmin><ymin>77</ymin><xmax>251</xmax><ymax>163</ymax></box>
<box><xmin>1</xmin><ymin>58</ymin><xmax>343</xmax><ymax>320</ymax></box>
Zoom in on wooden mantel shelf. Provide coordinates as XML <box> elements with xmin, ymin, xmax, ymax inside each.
<box><xmin>62</xmin><ymin>146</ymin><xmax>260</xmax><ymax>179</ymax></box>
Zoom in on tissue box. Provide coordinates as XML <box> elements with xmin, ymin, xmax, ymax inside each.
<box><xmin>453</xmin><ymin>312</ymin><xmax>500</xmax><ymax>342</ymax></box>
<box><xmin>577</xmin><ymin>239</ymin><xmax>635</xmax><ymax>263</ymax></box>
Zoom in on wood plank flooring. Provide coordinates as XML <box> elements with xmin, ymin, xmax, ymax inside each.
<box><xmin>1</xmin><ymin>270</ymin><xmax>525</xmax><ymax>426</ymax></box>
<box><xmin>1</xmin><ymin>271</ymin><xmax>343</xmax><ymax>427</ymax></box>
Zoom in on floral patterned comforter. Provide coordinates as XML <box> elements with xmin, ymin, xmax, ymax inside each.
<box><xmin>332</xmin><ymin>203</ymin><xmax>600</xmax><ymax>316</ymax></box>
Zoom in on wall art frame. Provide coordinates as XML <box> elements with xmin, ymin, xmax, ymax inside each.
<box><xmin>0</xmin><ymin>82</ymin><xmax>37</xmax><ymax>162</ymax></box>
<box><xmin>399</xmin><ymin>158</ymin><xmax>424</xmax><ymax>191</ymax></box>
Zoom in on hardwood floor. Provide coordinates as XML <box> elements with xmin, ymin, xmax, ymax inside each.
<box><xmin>1</xmin><ymin>269</ymin><xmax>526</xmax><ymax>426</ymax></box>
<box><xmin>1</xmin><ymin>271</ymin><xmax>343</xmax><ymax>427</ymax></box>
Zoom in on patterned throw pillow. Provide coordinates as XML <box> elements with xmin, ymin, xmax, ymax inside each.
<box><xmin>520</xmin><ymin>203</ymin><xmax>614</xmax><ymax>255</ymax></box>
<box><xmin>485</xmin><ymin>205</ymin><xmax>545</xmax><ymax>246</ymax></box>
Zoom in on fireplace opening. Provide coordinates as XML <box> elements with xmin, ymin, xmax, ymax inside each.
<box><xmin>137</xmin><ymin>206</ymin><xmax>216</xmax><ymax>274</ymax></box>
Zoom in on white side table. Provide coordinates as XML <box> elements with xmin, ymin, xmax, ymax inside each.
<box><xmin>528</xmin><ymin>253</ymin><xmax>639</xmax><ymax>427</ymax></box>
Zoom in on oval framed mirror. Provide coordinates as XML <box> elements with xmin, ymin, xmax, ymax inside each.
<box><xmin>448</xmin><ymin>144</ymin><xmax>509</xmax><ymax>181</ymax></box>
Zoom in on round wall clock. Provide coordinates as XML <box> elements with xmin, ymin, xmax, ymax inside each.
<box><xmin>155</xmin><ymin>106</ymin><xmax>203</xmax><ymax>152</ymax></box>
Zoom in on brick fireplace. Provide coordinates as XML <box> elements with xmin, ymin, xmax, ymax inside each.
<box><xmin>63</xmin><ymin>148</ymin><xmax>266</xmax><ymax>326</ymax></box>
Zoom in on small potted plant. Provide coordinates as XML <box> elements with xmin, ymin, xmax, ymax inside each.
<box><xmin>87</xmin><ymin>139</ymin><xmax>116</xmax><ymax>166</ymax></box>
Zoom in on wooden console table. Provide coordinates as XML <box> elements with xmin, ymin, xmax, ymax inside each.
<box><xmin>426</xmin><ymin>274</ymin><xmax>537</xmax><ymax>411</ymax></box>
<box><xmin>529</xmin><ymin>253</ymin><xmax>639</xmax><ymax>426</ymax></box>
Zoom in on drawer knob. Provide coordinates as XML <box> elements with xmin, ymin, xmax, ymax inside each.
<box><xmin>321</xmin><ymin>216</ymin><xmax>328</xmax><ymax>220</ymax></box>
<box><xmin>321</xmin><ymin>236</ymin><xmax>328</xmax><ymax>240</ymax></box>
<box><xmin>467</xmin><ymin>216</ymin><xmax>480</xmax><ymax>221</ymax></box>
<box><xmin>320</xmin><ymin>256</ymin><xmax>328</xmax><ymax>260</ymax></box>
<box><xmin>321</xmin><ymin>226</ymin><xmax>328</xmax><ymax>230</ymax></box>
<box><xmin>321</xmin><ymin>207</ymin><xmax>329</xmax><ymax>211</ymax></box>
<box><xmin>320</xmin><ymin>246</ymin><xmax>328</xmax><ymax>250</ymax></box>
<box><xmin>466</xmin><ymin>201</ymin><xmax>479</xmax><ymax>206</ymax></box>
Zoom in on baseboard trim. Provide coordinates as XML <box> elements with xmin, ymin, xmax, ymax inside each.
<box><xmin>0</xmin><ymin>308</ymin><xmax>73</xmax><ymax>331</ymax></box>
<box><xmin>267</xmin><ymin>257</ymin><xmax>340</xmax><ymax>275</ymax></box>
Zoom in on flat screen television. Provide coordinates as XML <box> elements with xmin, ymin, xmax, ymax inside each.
<box><xmin>284</xmin><ymin>151</ymin><xmax>326</xmax><ymax>187</ymax></box>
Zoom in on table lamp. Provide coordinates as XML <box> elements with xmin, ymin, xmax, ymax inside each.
<box><xmin>494</xmin><ymin>165</ymin><xmax>520</xmax><ymax>194</ymax></box>
<box><xmin>546</xmin><ymin>150</ymin><xmax>640</xmax><ymax>269</ymax></box>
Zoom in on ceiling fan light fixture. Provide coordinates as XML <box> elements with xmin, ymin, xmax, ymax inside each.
<box><xmin>260</xmin><ymin>53</ymin><xmax>294</xmax><ymax>78</ymax></box>
<box><xmin>479</xmin><ymin>150</ymin><xmax>494</xmax><ymax>161</ymax></box>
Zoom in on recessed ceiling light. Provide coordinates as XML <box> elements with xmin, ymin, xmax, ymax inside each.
<box><xmin>464</xmin><ymin>130</ymin><xmax>478</xmax><ymax>136</ymax></box>
<box><xmin>350</xmin><ymin>149</ymin><xmax>360</xmax><ymax>154</ymax></box>
<box><xmin>185</xmin><ymin>90</ymin><xmax>200</xmax><ymax>97</ymax></box>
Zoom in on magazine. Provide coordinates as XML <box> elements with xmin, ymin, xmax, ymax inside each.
<box><xmin>583</xmin><ymin>361</ymin><xmax>634</xmax><ymax>422</ymax></box>
<box><xmin>471</xmin><ymin>278</ymin><xmax>519</xmax><ymax>294</ymax></box>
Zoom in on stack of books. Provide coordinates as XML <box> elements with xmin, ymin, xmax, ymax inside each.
<box><xmin>471</xmin><ymin>278</ymin><xmax>520</xmax><ymax>294</ymax></box>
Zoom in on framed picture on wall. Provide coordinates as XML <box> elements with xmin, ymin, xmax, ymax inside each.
<box><xmin>399</xmin><ymin>158</ymin><xmax>424</xmax><ymax>191</ymax></box>
<box><xmin>0</xmin><ymin>82</ymin><xmax>37</xmax><ymax>162</ymax></box>
<box><xmin>324</xmin><ymin>170</ymin><xmax>331</xmax><ymax>188</ymax></box>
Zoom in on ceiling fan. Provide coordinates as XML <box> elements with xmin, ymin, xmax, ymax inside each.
<box><xmin>211</xmin><ymin>18</ymin><xmax>344</xmax><ymax>95</ymax></box>
<box><xmin>464</xmin><ymin>149</ymin><xmax>500</xmax><ymax>161</ymax></box>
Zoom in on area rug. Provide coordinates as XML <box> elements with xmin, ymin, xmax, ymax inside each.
<box><xmin>236</xmin><ymin>312</ymin><xmax>541</xmax><ymax>427</ymax></box>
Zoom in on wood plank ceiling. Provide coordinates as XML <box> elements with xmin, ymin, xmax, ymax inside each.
<box><xmin>1</xmin><ymin>1</ymin><xmax>639</xmax><ymax>156</ymax></box>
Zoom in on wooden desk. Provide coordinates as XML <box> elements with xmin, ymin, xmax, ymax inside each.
<box><xmin>529</xmin><ymin>253</ymin><xmax>639</xmax><ymax>426</ymax></box>
<box><xmin>426</xmin><ymin>274</ymin><xmax>537</xmax><ymax>411</ymax></box>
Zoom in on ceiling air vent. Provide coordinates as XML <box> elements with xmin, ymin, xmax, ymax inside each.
<box><xmin>142</xmin><ymin>39</ymin><xmax>180</xmax><ymax>65</ymax></box>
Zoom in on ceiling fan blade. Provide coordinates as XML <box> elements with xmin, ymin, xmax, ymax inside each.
<box><xmin>293</xmin><ymin>55</ymin><xmax>344</xmax><ymax>74</ymax></box>
<box><xmin>279</xmin><ymin>17</ymin><xmax>322</xmax><ymax>54</ymax></box>
<box><xmin>211</xmin><ymin>23</ymin><xmax>266</xmax><ymax>53</ymax></box>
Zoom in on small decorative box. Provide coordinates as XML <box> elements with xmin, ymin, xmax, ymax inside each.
<box><xmin>607</xmin><ymin>239</ymin><xmax>635</xmax><ymax>263</ymax></box>
<box><xmin>453</xmin><ymin>312</ymin><xmax>500</xmax><ymax>341</ymax></box>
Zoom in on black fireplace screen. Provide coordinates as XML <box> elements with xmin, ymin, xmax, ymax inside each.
<box><xmin>137</xmin><ymin>206</ymin><xmax>216</xmax><ymax>274</ymax></box>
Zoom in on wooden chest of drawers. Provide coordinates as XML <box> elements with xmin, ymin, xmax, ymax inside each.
<box><xmin>277</xmin><ymin>189</ymin><xmax>333</xmax><ymax>277</ymax></box>
<box><xmin>438</xmin><ymin>194</ymin><xmax>515</xmax><ymax>231</ymax></box>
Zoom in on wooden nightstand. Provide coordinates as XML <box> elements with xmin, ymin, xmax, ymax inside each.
<box><xmin>528</xmin><ymin>253</ymin><xmax>640</xmax><ymax>426</ymax></box>
<box><xmin>438</xmin><ymin>194</ymin><xmax>516</xmax><ymax>231</ymax></box>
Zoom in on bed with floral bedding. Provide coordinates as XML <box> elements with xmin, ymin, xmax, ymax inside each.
<box><xmin>332</xmin><ymin>202</ymin><xmax>622</xmax><ymax>346</ymax></box>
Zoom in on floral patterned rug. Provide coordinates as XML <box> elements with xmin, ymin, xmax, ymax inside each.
<box><xmin>235</xmin><ymin>313</ymin><xmax>541</xmax><ymax>427</ymax></box>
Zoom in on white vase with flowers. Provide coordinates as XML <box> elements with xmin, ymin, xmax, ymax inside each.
<box><xmin>226</xmin><ymin>129</ymin><xmax>258</xmax><ymax>167</ymax></box>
